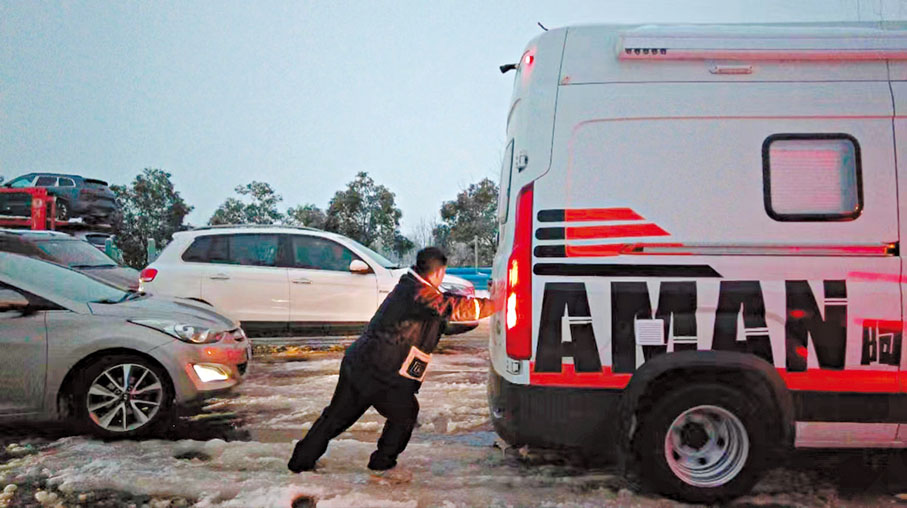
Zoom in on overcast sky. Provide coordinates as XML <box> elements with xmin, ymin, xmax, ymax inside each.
<box><xmin>1</xmin><ymin>0</ymin><xmax>904</xmax><ymax>231</ymax></box>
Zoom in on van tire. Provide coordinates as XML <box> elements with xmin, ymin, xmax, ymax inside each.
<box><xmin>633</xmin><ymin>382</ymin><xmax>770</xmax><ymax>504</ymax></box>
<box><xmin>72</xmin><ymin>354</ymin><xmax>174</xmax><ymax>439</ymax></box>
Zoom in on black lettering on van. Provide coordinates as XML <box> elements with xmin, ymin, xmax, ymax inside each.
<box><xmin>861</xmin><ymin>320</ymin><xmax>902</xmax><ymax>366</ymax></box>
<box><xmin>535</xmin><ymin>282</ymin><xmax>602</xmax><ymax>373</ymax></box>
<box><xmin>711</xmin><ymin>281</ymin><xmax>773</xmax><ymax>364</ymax></box>
<box><xmin>610</xmin><ymin>281</ymin><xmax>697</xmax><ymax>374</ymax></box>
<box><xmin>654</xmin><ymin>281</ymin><xmax>699</xmax><ymax>355</ymax></box>
<box><xmin>785</xmin><ymin>280</ymin><xmax>847</xmax><ymax>372</ymax></box>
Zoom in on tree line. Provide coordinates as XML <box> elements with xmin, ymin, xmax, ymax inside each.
<box><xmin>111</xmin><ymin>169</ymin><xmax>499</xmax><ymax>269</ymax></box>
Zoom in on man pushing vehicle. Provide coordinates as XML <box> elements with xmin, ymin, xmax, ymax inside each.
<box><xmin>288</xmin><ymin>247</ymin><xmax>494</xmax><ymax>473</ymax></box>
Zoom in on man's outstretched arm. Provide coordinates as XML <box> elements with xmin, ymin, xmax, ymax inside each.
<box><xmin>444</xmin><ymin>294</ymin><xmax>495</xmax><ymax>322</ymax></box>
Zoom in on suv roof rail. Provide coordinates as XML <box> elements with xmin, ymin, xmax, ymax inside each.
<box><xmin>189</xmin><ymin>224</ymin><xmax>323</xmax><ymax>232</ymax></box>
<box><xmin>25</xmin><ymin>172</ymin><xmax>82</xmax><ymax>178</ymax></box>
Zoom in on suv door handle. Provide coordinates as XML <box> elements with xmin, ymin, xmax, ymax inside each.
<box><xmin>292</xmin><ymin>278</ymin><xmax>312</xmax><ymax>285</ymax></box>
<box><xmin>209</xmin><ymin>274</ymin><xmax>230</xmax><ymax>280</ymax></box>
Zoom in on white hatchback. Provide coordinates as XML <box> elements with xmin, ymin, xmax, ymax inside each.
<box><xmin>139</xmin><ymin>226</ymin><xmax>478</xmax><ymax>336</ymax></box>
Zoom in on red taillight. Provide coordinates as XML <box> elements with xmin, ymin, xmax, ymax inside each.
<box><xmin>140</xmin><ymin>268</ymin><xmax>158</xmax><ymax>283</ymax></box>
<box><xmin>506</xmin><ymin>183</ymin><xmax>533</xmax><ymax>359</ymax></box>
<box><xmin>520</xmin><ymin>48</ymin><xmax>536</xmax><ymax>83</ymax></box>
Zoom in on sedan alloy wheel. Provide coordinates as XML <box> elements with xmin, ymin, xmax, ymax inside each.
<box><xmin>82</xmin><ymin>360</ymin><xmax>167</xmax><ymax>434</ymax></box>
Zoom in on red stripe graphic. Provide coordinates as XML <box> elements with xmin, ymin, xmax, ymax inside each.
<box><xmin>777</xmin><ymin>369</ymin><xmax>899</xmax><ymax>393</ymax></box>
<box><xmin>529</xmin><ymin>363</ymin><xmax>632</xmax><ymax>389</ymax></box>
<box><xmin>565</xmin><ymin>243</ymin><xmax>686</xmax><ymax>257</ymax></box>
<box><xmin>565</xmin><ymin>244</ymin><xmax>627</xmax><ymax>257</ymax></box>
<box><xmin>529</xmin><ymin>364</ymin><xmax>901</xmax><ymax>393</ymax></box>
<box><xmin>564</xmin><ymin>208</ymin><xmax>643</xmax><ymax>222</ymax></box>
<box><xmin>848</xmin><ymin>271</ymin><xmax>907</xmax><ymax>284</ymax></box>
<box><xmin>566</xmin><ymin>223</ymin><xmax>670</xmax><ymax>240</ymax></box>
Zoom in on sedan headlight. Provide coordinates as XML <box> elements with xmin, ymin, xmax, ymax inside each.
<box><xmin>130</xmin><ymin>319</ymin><xmax>224</xmax><ymax>344</ymax></box>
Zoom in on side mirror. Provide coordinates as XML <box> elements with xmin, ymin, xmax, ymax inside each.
<box><xmin>349</xmin><ymin>260</ymin><xmax>371</xmax><ymax>274</ymax></box>
<box><xmin>0</xmin><ymin>289</ymin><xmax>29</xmax><ymax>312</ymax></box>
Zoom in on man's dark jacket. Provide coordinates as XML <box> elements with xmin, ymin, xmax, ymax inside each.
<box><xmin>344</xmin><ymin>271</ymin><xmax>493</xmax><ymax>393</ymax></box>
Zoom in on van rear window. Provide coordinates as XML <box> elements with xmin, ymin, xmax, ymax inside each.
<box><xmin>762</xmin><ymin>134</ymin><xmax>862</xmax><ymax>221</ymax></box>
<box><xmin>498</xmin><ymin>140</ymin><xmax>515</xmax><ymax>224</ymax></box>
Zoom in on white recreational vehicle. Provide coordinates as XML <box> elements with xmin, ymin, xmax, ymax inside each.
<box><xmin>488</xmin><ymin>23</ymin><xmax>907</xmax><ymax>502</ymax></box>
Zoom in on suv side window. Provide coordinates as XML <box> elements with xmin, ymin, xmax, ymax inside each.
<box><xmin>207</xmin><ymin>236</ymin><xmax>230</xmax><ymax>263</ymax></box>
<box><xmin>180</xmin><ymin>234</ymin><xmax>278</xmax><ymax>266</ymax></box>
<box><xmin>182</xmin><ymin>235</ymin><xmax>230</xmax><ymax>263</ymax></box>
<box><xmin>58</xmin><ymin>178</ymin><xmax>76</xmax><ymax>187</ymax></box>
<box><xmin>288</xmin><ymin>235</ymin><xmax>359</xmax><ymax>271</ymax></box>
<box><xmin>7</xmin><ymin>176</ymin><xmax>34</xmax><ymax>188</ymax></box>
<box><xmin>229</xmin><ymin>234</ymin><xmax>279</xmax><ymax>267</ymax></box>
<box><xmin>182</xmin><ymin>236</ymin><xmax>213</xmax><ymax>262</ymax></box>
<box><xmin>35</xmin><ymin>176</ymin><xmax>57</xmax><ymax>187</ymax></box>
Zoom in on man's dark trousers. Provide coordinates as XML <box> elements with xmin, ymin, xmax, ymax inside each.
<box><xmin>288</xmin><ymin>357</ymin><xmax>419</xmax><ymax>472</ymax></box>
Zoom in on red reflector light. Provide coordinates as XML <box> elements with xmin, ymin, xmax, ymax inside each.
<box><xmin>523</xmin><ymin>53</ymin><xmax>534</xmax><ymax>66</ymax></box>
<box><xmin>140</xmin><ymin>268</ymin><xmax>158</xmax><ymax>283</ymax></box>
<box><xmin>506</xmin><ymin>183</ymin><xmax>533</xmax><ymax>360</ymax></box>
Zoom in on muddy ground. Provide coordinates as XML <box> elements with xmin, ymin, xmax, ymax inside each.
<box><xmin>2</xmin><ymin>323</ymin><xmax>907</xmax><ymax>507</ymax></box>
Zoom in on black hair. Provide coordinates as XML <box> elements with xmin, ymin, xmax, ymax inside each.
<box><xmin>415</xmin><ymin>247</ymin><xmax>448</xmax><ymax>276</ymax></box>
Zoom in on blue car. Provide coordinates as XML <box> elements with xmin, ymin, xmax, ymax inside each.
<box><xmin>1</xmin><ymin>173</ymin><xmax>119</xmax><ymax>223</ymax></box>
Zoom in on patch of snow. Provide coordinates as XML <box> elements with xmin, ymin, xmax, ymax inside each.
<box><xmin>218</xmin><ymin>352</ymin><xmax>491</xmax><ymax>435</ymax></box>
<box><xmin>0</xmin><ymin>435</ymin><xmax>640</xmax><ymax>508</ymax></box>
<box><xmin>317</xmin><ymin>492</ymin><xmax>417</xmax><ymax>508</ymax></box>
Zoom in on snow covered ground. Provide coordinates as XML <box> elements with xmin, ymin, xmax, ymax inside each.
<box><xmin>3</xmin><ymin>323</ymin><xmax>907</xmax><ymax>507</ymax></box>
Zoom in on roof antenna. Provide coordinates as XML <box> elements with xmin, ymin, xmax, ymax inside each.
<box><xmin>538</xmin><ymin>22</ymin><xmax>548</xmax><ymax>31</ymax></box>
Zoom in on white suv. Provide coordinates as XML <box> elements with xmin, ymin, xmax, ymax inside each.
<box><xmin>139</xmin><ymin>226</ymin><xmax>478</xmax><ymax>336</ymax></box>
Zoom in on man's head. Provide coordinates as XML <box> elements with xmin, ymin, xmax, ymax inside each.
<box><xmin>415</xmin><ymin>247</ymin><xmax>448</xmax><ymax>287</ymax></box>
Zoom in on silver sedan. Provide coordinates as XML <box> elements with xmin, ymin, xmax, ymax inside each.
<box><xmin>0</xmin><ymin>252</ymin><xmax>251</xmax><ymax>437</ymax></box>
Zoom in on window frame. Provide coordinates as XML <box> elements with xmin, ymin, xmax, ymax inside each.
<box><xmin>227</xmin><ymin>233</ymin><xmax>280</xmax><ymax>267</ymax></box>
<box><xmin>58</xmin><ymin>177</ymin><xmax>76</xmax><ymax>187</ymax></box>
<box><xmin>761</xmin><ymin>133</ymin><xmax>864</xmax><ymax>222</ymax></box>
<box><xmin>181</xmin><ymin>235</ymin><xmax>215</xmax><ymax>263</ymax></box>
<box><xmin>34</xmin><ymin>176</ymin><xmax>58</xmax><ymax>187</ymax></box>
<box><xmin>180</xmin><ymin>233</ymin><xmax>282</xmax><ymax>267</ymax></box>
<box><xmin>282</xmin><ymin>234</ymin><xmax>363</xmax><ymax>272</ymax></box>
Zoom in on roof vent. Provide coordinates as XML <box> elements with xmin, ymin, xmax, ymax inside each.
<box><xmin>619</xmin><ymin>25</ymin><xmax>907</xmax><ymax>61</ymax></box>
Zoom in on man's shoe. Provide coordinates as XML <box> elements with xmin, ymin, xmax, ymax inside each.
<box><xmin>288</xmin><ymin>455</ymin><xmax>316</xmax><ymax>473</ymax></box>
<box><xmin>367</xmin><ymin>452</ymin><xmax>397</xmax><ymax>471</ymax></box>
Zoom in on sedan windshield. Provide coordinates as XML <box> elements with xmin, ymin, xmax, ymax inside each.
<box><xmin>0</xmin><ymin>252</ymin><xmax>128</xmax><ymax>304</ymax></box>
<box><xmin>346</xmin><ymin>238</ymin><xmax>399</xmax><ymax>269</ymax></box>
<box><xmin>34</xmin><ymin>239</ymin><xmax>117</xmax><ymax>268</ymax></box>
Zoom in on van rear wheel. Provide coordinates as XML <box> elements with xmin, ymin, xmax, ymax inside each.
<box><xmin>634</xmin><ymin>383</ymin><xmax>770</xmax><ymax>503</ymax></box>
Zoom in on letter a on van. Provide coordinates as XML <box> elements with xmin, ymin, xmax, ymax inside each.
<box><xmin>488</xmin><ymin>22</ymin><xmax>907</xmax><ymax>503</ymax></box>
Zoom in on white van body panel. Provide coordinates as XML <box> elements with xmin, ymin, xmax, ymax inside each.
<box><xmin>490</xmin><ymin>23</ymin><xmax>907</xmax><ymax>454</ymax></box>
